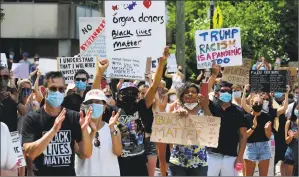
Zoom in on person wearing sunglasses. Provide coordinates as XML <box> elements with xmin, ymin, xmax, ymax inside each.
<box><xmin>21</xmin><ymin>71</ymin><xmax>93</xmax><ymax>176</ymax></box>
<box><xmin>207</xmin><ymin>81</ymin><xmax>247</xmax><ymax>176</ymax></box>
<box><xmin>75</xmin><ymin>89</ymin><xmax>122</xmax><ymax>176</ymax></box>
<box><xmin>0</xmin><ymin>66</ymin><xmax>27</xmax><ymax>132</ymax></box>
<box><xmin>29</xmin><ymin>54</ymin><xmax>44</xmax><ymax>87</ymax></box>
<box><xmin>103</xmin><ymin>87</ymin><xmax>116</xmax><ymax>106</ymax></box>
<box><xmin>61</xmin><ymin>69</ymin><xmax>89</xmax><ymax>112</ymax></box>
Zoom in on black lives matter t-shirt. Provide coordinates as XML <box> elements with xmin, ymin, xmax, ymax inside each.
<box><xmin>21</xmin><ymin>108</ymin><xmax>82</xmax><ymax>176</ymax></box>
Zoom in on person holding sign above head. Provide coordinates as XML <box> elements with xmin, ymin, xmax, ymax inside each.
<box><xmin>21</xmin><ymin>71</ymin><xmax>93</xmax><ymax>176</ymax></box>
<box><xmin>75</xmin><ymin>89</ymin><xmax>122</xmax><ymax>176</ymax></box>
<box><xmin>165</xmin><ymin>65</ymin><xmax>184</xmax><ymax>90</ymax></box>
<box><xmin>166</xmin><ymin>82</ymin><xmax>212</xmax><ymax>176</ymax></box>
<box><xmin>92</xmin><ymin>47</ymin><xmax>170</xmax><ymax>176</ymax></box>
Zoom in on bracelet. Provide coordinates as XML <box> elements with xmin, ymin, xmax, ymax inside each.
<box><xmin>251</xmin><ymin>126</ymin><xmax>256</xmax><ymax>130</ymax></box>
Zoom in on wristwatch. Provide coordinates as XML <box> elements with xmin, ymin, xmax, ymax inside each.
<box><xmin>111</xmin><ymin>130</ymin><xmax>118</xmax><ymax>136</ymax></box>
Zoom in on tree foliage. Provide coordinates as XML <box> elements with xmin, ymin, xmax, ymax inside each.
<box><xmin>0</xmin><ymin>8</ymin><xmax>4</xmax><ymax>22</ymax></box>
<box><xmin>167</xmin><ymin>0</ymin><xmax>298</xmax><ymax>80</ymax></box>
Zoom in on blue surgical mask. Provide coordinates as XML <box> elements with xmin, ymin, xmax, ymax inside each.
<box><xmin>75</xmin><ymin>81</ymin><xmax>86</xmax><ymax>91</ymax></box>
<box><xmin>232</xmin><ymin>91</ymin><xmax>242</xmax><ymax>98</ymax></box>
<box><xmin>9</xmin><ymin>55</ymin><xmax>14</xmax><ymax>59</ymax></box>
<box><xmin>274</xmin><ymin>92</ymin><xmax>283</xmax><ymax>99</ymax></box>
<box><xmin>46</xmin><ymin>91</ymin><xmax>64</xmax><ymax>108</ymax></box>
<box><xmin>88</xmin><ymin>104</ymin><xmax>104</xmax><ymax>119</ymax></box>
<box><xmin>219</xmin><ymin>92</ymin><xmax>232</xmax><ymax>103</ymax></box>
<box><xmin>295</xmin><ymin>109</ymin><xmax>299</xmax><ymax>117</ymax></box>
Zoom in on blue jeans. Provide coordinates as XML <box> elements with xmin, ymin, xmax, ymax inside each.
<box><xmin>244</xmin><ymin>141</ymin><xmax>271</xmax><ymax>161</ymax></box>
<box><xmin>169</xmin><ymin>163</ymin><xmax>208</xmax><ymax>176</ymax></box>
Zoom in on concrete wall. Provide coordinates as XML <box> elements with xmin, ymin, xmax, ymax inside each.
<box><xmin>0</xmin><ymin>3</ymin><xmax>101</xmax><ymax>39</ymax></box>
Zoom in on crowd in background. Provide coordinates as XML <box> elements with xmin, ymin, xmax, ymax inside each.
<box><xmin>0</xmin><ymin>49</ymin><xmax>298</xmax><ymax>176</ymax></box>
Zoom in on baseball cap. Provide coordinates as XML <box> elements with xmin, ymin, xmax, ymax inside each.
<box><xmin>119</xmin><ymin>82</ymin><xmax>138</xmax><ymax>91</ymax></box>
<box><xmin>23</xmin><ymin>52</ymin><xmax>29</xmax><ymax>57</ymax></box>
<box><xmin>83</xmin><ymin>89</ymin><xmax>107</xmax><ymax>103</ymax></box>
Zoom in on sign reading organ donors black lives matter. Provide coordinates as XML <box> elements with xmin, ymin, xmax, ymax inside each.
<box><xmin>57</xmin><ymin>56</ymin><xmax>97</xmax><ymax>84</ymax></box>
<box><xmin>104</xmin><ymin>1</ymin><xmax>166</xmax><ymax>80</ymax></box>
<box><xmin>249</xmin><ymin>70</ymin><xmax>288</xmax><ymax>93</ymax></box>
<box><xmin>195</xmin><ymin>27</ymin><xmax>242</xmax><ymax>69</ymax></box>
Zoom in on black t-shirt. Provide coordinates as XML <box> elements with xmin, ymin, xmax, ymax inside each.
<box><xmin>62</xmin><ymin>94</ymin><xmax>84</xmax><ymax>112</ymax></box>
<box><xmin>117</xmin><ymin>99</ymin><xmax>152</xmax><ymax>158</ymax></box>
<box><xmin>245</xmin><ymin>112</ymin><xmax>274</xmax><ymax>143</ymax></box>
<box><xmin>208</xmin><ymin>100</ymin><xmax>247</xmax><ymax>157</ymax></box>
<box><xmin>142</xmin><ymin>105</ymin><xmax>154</xmax><ymax>134</ymax></box>
<box><xmin>102</xmin><ymin>105</ymin><xmax>118</xmax><ymax>123</ymax></box>
<box><xmin>21</xmin><ymin>108</ymin><xmax>82</xmax><ymax>176</ymax></box>
<box><xmin>0</xmin><ymin>87</ymin><xmax>18</xmax><ymax>132</ymax></box>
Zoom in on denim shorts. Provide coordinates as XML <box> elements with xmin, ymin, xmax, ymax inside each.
<box><xmin>284</xmin><ymin>139</ymin><xmax>298</xmax><ymax>165</ymax></box>
<box><xmin>244</xmin><ymin>141</ymin><xmax>271</xmax><ymax>161</ymax></box>
<box><xmin>144</xmin><ymin>137</ymin><xmax>157</xmax><ymax>156</ymax></box>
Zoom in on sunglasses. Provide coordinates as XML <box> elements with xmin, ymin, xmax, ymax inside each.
<box><xmin>0</xmin><ymin>75</ymin><xmax>9</xmax><ymax>81</ymax></box>
<box><xmin>75</xmin><ymin>78</ymin><xmax>87</xmax><ymax>82</ymax></box>
<box><xmin>48</xmin><ymin>86</ymin><xmax>65</xmax><ymax>93</ymax></box>
<box><xmin>219</xmin><ymin>89</ymin><xmax>232</xmax><ymax>94</ymax></box>
<box><xmin>94</xmin><ymin>132</ymin><xmax>100</xmax><ymax>147</ymax></box>
<box><xmin>105</xmin><ymin>94</ymin><xmax>112</xmax><ymax>98</ymax></box>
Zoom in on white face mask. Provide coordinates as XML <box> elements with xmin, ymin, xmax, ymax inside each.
<box><xmin>262</xmin><ymin>100</ymin><xmax>269</xmax><ymax>111</ymax></box>
<box><xmin>169</xmin><ymin>94</ymin><xmax>177</xmax><ymax>102</ymax></box>
<box><xmin>184</xmin><ymin>103</ymin><xmax>198</xmax><ymax>110</ymax></box>
<box><xmin>232</xmin><ymin>91</ymin><xmax>242</xmax><ymax>98</ymax></box>
<box><xmin>35</xmin><ymin>61</ymin><xmax>39</xmax><ymax>65</ymax></box>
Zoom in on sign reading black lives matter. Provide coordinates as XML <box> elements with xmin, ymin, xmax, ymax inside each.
<box><xmin>105</xmin><ymin>1</ymin><xmax>166</xmax><ymax>80</ymax></box>
<box><xmin>250</xmin><ymin>70</ymin><xmax>288</xmax><ymax>93</ymax></box>
<box><xmin>57</xmin><ymin>56</ymin><xmax>97</xmax><ymax>84</ymax></box>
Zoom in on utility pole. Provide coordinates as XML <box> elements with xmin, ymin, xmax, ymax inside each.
<box><xmin>210</xmin><ymin>0</ymin><xmax>215</xmax><ymax>29</ymax></box>
<box><xmin>175</xmin><ymin>1</ymin><xmax>185</xmax><ymax>75</ymax></box>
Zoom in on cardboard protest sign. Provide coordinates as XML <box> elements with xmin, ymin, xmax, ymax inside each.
<box><xmin>0</xmin><ymin>53</ymin><xmax>8</xmax><ymax>67</ymax></box>
<box><xmin>150</xmin><ymin>112</ymin><xmax>221</xmax><ymax>148</ymax></box>
<box><xmin>79</xmin><ymin>17</ymin><xmax>106</xmax><ymax>59</ymax></box>
<box><xmin>11</xmin><ymin>63</ymin><xmax>29</xmax><ymax>79</ymax></box>
<box><xmin>167</xmin><ymin>54</ymin><xmax>177</xmax><ymax>73</ymax></box>
<box><xmin>105</xmin><ymin>1</ymin><xmax>166</xmax><ymax>80</ymax></box>
<box><xmin>10</xmin><ymin>131</ymin><xmax>26</xmax><ymax>168</ymax></box>
<box><xmin>195</xmin><ymin>27</ymin><xmax>242</xmax><ymax>69</ymax></box>
<box><xmin>105</xmin><ymin>1</ymin><xmax>166</xmax><ymax>58</ymax></box>
<box><xmin>222</xmin><ymin>59</ymin><xmax>251</xmax><ymax>85</ymax></box>
<box><xmin>57</xmin><ymin>57</ymin><xmax>97</xmax><ymax>84</ymax></box>
<box><xmin>250</xmin><ymin>70</ymin><xmax>288</xmax><ymax>93</ymax></box>
<box><xmin>278</xmin><ymin>67</ymin><xmax>298</xmax><ymax>85</ymax></box>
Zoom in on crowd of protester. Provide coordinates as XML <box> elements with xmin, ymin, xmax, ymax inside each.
<box><xmin>0</xmin><ymin>49</ymin><xmax>298</xmax><ymax>176</ymax></box>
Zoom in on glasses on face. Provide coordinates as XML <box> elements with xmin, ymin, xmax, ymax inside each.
<box><xmin>48</xmin><ymin>86</ymin><xmax>65</xmax><ymax>93</ymax></box>
<box><xmin>75</xmin><ymin>78</ymin><xmax>87</xmax><ymax>82</ymax></box>
<box><xmin>263</xmin><ymin>98</ymin><xmax>269</xmax><ymax>101</ymax></box>
<box><xmin>0</xmin><ymin>75</ymin><xmax>9</xmax><ymax>81</ymax></box>
<box><xmin>94</xmin><ymin>132</ymin><xmax>100</xmax><ymax>148</ymax></box>
<box><xmin>105</xmin><ymin>94</ymin><xmax>112</xmax><ymax>98</ymax></box>
<box><xmin>219</xmin><ymin>89</ymin><xmax>232</xmax><ymax>94</ymax></box>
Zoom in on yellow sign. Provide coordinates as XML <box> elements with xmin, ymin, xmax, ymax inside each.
<box><xmin>213</xmin><ymin>6</ymin><xmax>223</xmax><ymax>29</ymax></box>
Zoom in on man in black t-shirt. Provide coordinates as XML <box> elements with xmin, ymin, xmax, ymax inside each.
<box><xmin>91</xmin><ymin>47</ymin><xmax>169</xmax><ymax>176</ymax></box>
<box><xmin>0</xmin><ymin>66</ymin><xmax>27</xmax><ymax>132</ymax></box>
<box><xmin>21</xmin><ymin>71</ymin><xmax>93</xmax><ymax>176</ymax></box>
<box><xmin>62</xmin><ymin>69</ymin><xmax>89</xmax><ymax>112</ymax></box>
<box><xmin>207</xmin><ymin>80</ymin><xmax>247</xmax><ymax>176</ymax></box>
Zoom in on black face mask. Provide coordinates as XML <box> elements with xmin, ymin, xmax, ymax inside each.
<box><xmin>117</xmin><ymin>95</ymin><xmax>137</xmax><ymax>111</ymax></box>
<box><xmin>252</xmin><ymin>104</ymin><xmax>263</xmax><ymax>112</ymax></box>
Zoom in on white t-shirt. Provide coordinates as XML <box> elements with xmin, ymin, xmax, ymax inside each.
<box><xmin>1</xmin><ymin>122</ymin><xmax>17</xmax><ymax>169</ymax></box>
<box><xmin>285</xmin><ymin>102</ymin><xmax>296</xmax><ymax>118</ymax></box>
<box><xmin>75</xmin><ymin>123</ymin><xmax>120</xmax><ymax>176</ymax></box>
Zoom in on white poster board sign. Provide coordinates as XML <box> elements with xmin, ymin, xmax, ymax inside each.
<box><xmin>79</xmin><ymin>17</ymin><xmax>106</xmax><ymax>59</ymax></box>
<box><xmin>151</xmin><ymin>57</ymin><xmax>160</xmax><ymax>72</ymax></box>
<box><xmin>39</xmin><ymin>59</ymin><xmax>57</xmax><ymax>75</ymax></box>
<box><xmin>11</xmin><ymin>63</ymin><xmax>29</xmax><ymax>79</ymax></box>
<box><xmin>0</xmin><ymin>53</ymin><xmax>8</xmax><ymax>67</ymax></box>
<box><xmin>105</xmin><ymin>1</ymin><xmax>166</xmax><ymax>58</ymax></box>
<box><xmin>195</xmin><ymin>27</ymin><xmax>242</xmax><ymax>69</ymax></box>
<box><xmin>57</xmin><ymin>57</ymin><xmax>97</xmax><ymax>84</ymax></box>
<box><xmin>105</xmin><ymin>1</ymin><xmax>166</xmax><ymax>80</ymax></box>
<box><xmin>167</xmin><ymin>54</ymin><xmax>177</xmax><ymax>73</ymax></box>
<box><xmin>10</xmin><ymin>131</ymin><xmax>26</xmax><ymax>168</ymax></box>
